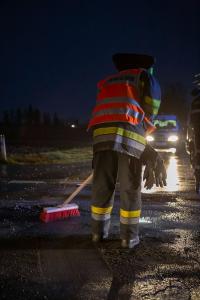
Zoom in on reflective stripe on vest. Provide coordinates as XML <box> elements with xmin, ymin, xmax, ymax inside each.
<box><xmin>97</xmin><ymin>69</ymin><xmax>141</xmax><ymax>91</ymax></box>
<box><xmin>88</xmin><ymin>69</ymin><xmax>142</xmax><ymax>128</ymax></box>
<box><xmin>91</xmin><ymin>102</ymin><xmax>145</xmax><ymax>125</ymax></box>
<box><xmin>93</xmin><ymin>126</ymin><xmax>146</xmax><ymax>157</ymax></box>
<box><xmin>95</xmin><ymin>96</ymin><xmax>141</xmax><ymax>106</ymax></box>
<box><xmin>88</xmin><ymin>69</ymin><xmax>155</xmax><ymax>133</ymax></box>
<box><xmin>93</xmin><ymin>127</ymin><xmax>146</xmax><ymax>145</ymax></box>
<box><xmin>97</xmin><ymin>83</ymin><xmax>140</xmax><ymax>101</ymax></box>
<box><xmin>143</xmin><ymin>95</ymin><xmax>160</xmax><ymax>116</ymax></box>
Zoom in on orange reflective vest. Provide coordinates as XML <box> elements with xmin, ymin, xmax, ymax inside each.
<box><xmin>88</xmin><ymin>69</ymin><xmax>157</xmax><ymax>133</ymax></box>
<box><xmin>88</xmin><ymin>68</ymin><xmax>161</xmax><ymax>158</ymax></box>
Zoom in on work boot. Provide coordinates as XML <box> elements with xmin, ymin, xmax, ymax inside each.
<box><xmin>92</xmin><ymin>233</ymin><xmax>108</xmax><ymax>243</ymax></box>
<box><xmin>121</xmin><ymin>236</ymin><xmax>140</xmax><ymax>249</ymax></box>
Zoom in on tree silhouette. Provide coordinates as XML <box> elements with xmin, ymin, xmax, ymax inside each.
<box><xmin>53</xmin><ymin>112</ymin><xmax>62</xmax><ymax>126</ymax></box>
<box><xmin>23</xmin><ymin>105</ymin><xmax>34</xmax><ymax>125</ymax></box>
<box><xmin>3</xmin><ymin>110</ymin><xmax>10</xmax><ymax>125</ymax></box>
<box><xmin>9</xmin><ymin>109</ymin><xmax>15</xmax><ymax>124</ymax></box>
<box><xmin>33</xmin><ymin>108</ymin><xmax>41</xmax><ymax>125</ymax></box>
<box><xmin>43</xmin><ymin>112</ymin><xmax>51</xmax><ymax>125</ymax></box>
<box><xmin>1</xmin><ymin>106</ymin><xmax>65</xmax><ymax>129</ymax></box>
<box><xmin>16</xmin><ymin>108</ymin><xmax>22</xmax><ymax>125</ymax></box>
<box><xmin>160</xmin><ymin>82</ymin><xmax>189</xmax><ymax>124</ymax></box>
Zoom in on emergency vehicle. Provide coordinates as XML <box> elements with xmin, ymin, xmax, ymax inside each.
<box><xmin>146</xmin><ymin>114</ymin><xmax>181</xmax><ymax>153</ymax></box>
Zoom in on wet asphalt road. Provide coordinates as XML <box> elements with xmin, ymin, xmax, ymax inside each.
<box><xmin>0</xmin><ymin>152</ymin><xmax>200</xmax><ymax>300</ymax></box>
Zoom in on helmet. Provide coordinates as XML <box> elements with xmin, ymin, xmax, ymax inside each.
<box><xmin>112</xmin><ymin>53</ymin><xmax>155</xmax><ymax>72</ymax></box>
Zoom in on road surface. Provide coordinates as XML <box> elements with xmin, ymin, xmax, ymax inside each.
<box><xmin>0</xmin><ymin>152</ymin><xmax>200</xmax><ymax>299</ymax></box>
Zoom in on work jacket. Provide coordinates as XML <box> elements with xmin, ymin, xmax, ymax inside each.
<box><xmin>190</xmin><ymin>95</ymin><xmax>200</xmax><ymax>128</ymax></box>
<box><xmin>88</xmin><ymin>68</ymin><xmax>161</xmax><ymax>159</ymax></box>
<box><xmin>189</xmin><ymin>94</ymin><xmax>200</xmax><ymax>151</ymax></box>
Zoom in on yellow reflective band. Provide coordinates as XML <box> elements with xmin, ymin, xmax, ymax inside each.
<box><xmin>120</xmin><ymin>209</ymin><xmax>141</xmax><ymax>218</ymax></box>
<box><xmin>152</xmin><ymin>107</ymin><xmax>159</xmax><ymax>115</ymax></box>
<box><xmin>93</xmin><ymin>127</ymin><xmax>146</xmax><ymax>145</ymax></box>
<box><xmin>91</xmin><ymin>205</ymin><xmax>113</xmax><ymax>214</ymax></box>
<box><xmin>144</xmin><ymin>96</ymin><xmax>160</xmax><ymax>108</ymax></box>
<box><xmin>143</xmin><ymin>104</ymin><xmax>159</xmax><ymax>116</ymax></box>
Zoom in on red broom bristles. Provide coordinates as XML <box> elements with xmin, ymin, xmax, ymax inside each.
<box><xmin>40</xmin><ymin>173</ymin><xmax>92</xmax><ymax>223</ymax></box>
<box><xmin>40</xmin><ymin>207</ymin><xmax>80</xmax><ymax>223</ymax></box>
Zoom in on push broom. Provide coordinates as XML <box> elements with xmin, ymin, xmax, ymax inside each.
<box><xmin>40</xmin><ymin>172</ymin><xmax>93</xmax><ymax>222</ymax></box>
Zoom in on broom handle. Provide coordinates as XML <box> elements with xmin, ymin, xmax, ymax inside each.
<box><xmin>61</xmin><ymin>172</ymin><xmax>93</xmax><ymax>206</ymax></box>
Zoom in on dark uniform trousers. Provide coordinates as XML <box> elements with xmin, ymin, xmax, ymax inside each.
<box><xmin>91</xmin><ymin>150</ymin><xmax>142</xmax><ymax>240</ymax></box>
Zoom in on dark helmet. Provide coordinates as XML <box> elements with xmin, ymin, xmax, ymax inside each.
<box><xmin>112</xmin><ymin>53</ymin><xmax>155</xmax><ymax>72</ymax></box>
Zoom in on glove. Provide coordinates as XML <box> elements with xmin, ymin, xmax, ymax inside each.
<box><xmin>141</xmin><ymin>144</ymin><xmax>167</xmax><ymax>189</ymax></box>
<box><xmin>143</xmin><ymin>157</ymin><xmax>167</xmax><ymax>189</ymax></box>
<box><xmin>154</xmin><ymin>156</ymin><xmax>167</xmax><ymax>187</ymax></box>
<box><xmin>143</xmin><ymin>161</ymin><xmax>156</xmax><ymax>189</ymax></box>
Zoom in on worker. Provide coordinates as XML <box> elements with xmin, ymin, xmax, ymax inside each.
<box><xmin>88</xmin><ymin>53</ymin><xmax>167</xmax><ymax>249</ymax></box>
<box><xmin>188</xmin><ymin>87</ymin><xmax>200</xmax><ymax>178</ymax></box>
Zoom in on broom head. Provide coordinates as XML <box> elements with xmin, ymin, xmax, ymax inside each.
<box><xmin>40</xmin><ymin>203</ymin><xmax>80</xmax><ymax>223</ymax></box>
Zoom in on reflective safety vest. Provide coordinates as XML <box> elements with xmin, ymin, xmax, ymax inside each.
<box><xmin>88</xmin><ymin>68</ymin><xmax>161</xmax><ymax>158</ymax></box>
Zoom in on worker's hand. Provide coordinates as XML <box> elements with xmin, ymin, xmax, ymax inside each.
<box><xmin>154</xmin><ymin>157</ymin><xmax>167</xmax><ymax>187</ymax></box>
<box><xmin>143</xmin><ymin>161</ymin><xmax>156</xmax><ymax>189</ymax></box>
<box><xmin>141</xmin><ymin>144</ymin><xmax>167</xmax><ymax>189</ymax></box>
<box><xmin>143</xmin><ymin>156</ymin><xmax>167</xmax><ymax>189</ymax></box>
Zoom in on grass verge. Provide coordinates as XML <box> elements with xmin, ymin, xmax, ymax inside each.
<box><xmin>7</xmin><ymin>147</ymin><xmax>93</xmax><ymax>164</ymax></box>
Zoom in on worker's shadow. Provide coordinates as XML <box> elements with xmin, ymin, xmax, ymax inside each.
<box><xmin>97</xmin><ymin>238</ymin><xmax>141</xmax><ymax>300</ymax></box>
<box><xmin>107</xmin><ymin>249</ymin><xmax>139</xmax><ymax>299</ymax></box>
<box><xmin>107</xmin><ymin>275</ymin><xmax>135</xmax><ymax>300</ymax></box>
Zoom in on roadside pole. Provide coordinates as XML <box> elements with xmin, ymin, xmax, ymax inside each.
<box><xmin>0</xmin><ymin>134</ymin><xmax>7</xmax><ymax>162</ymax></box>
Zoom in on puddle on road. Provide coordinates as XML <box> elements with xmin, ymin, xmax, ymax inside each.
<box><xmin>139</xmin><ymin>217</ymin><xmax>152</xmax><ymax>224</ymax></box>
<box><xmin>131</xmin><ymin>278</ymin><xmax>192</xmax><ymax>300</ymax></box>
<box><xmin>165</xmin><ymin>156</ymin><xmax>179</xmax><ymax>192</ymax></box>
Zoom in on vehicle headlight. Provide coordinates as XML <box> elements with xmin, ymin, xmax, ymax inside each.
<box><xmin>168</xmin><ymin>135</ymin><xmax>178</xmax><ymax>142</ymax></box>
<box><xmin>146</xmin><ymin>135</ymin><xmax>154</xmax><ymax>142</ymax></box>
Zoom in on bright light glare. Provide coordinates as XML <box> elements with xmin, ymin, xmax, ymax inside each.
<box><xmin>139</xmin><ymin>217</ymin><xmax>152</xmax><ymax>224</ymax></box>
<box><xmin>71</xmin><ymin>124</ymin><xmax>76</xmax><ymax>128</ymax></box>
<box><xmin>156</xmin><ymin>148</ymin><xmax>176</xmax><ymax>153</ymax></box>
<box><xmin>146</xmin><ymin>135</ymin><xmax>154</xmax><ymax>142</ymax></box>
<box><xmin>170</xmin><ymin>148</ymin><xmax>176</xmax><ymax>154</ymax></box>
<box><xmin>168</xmin><ymin>135</ymin><xmax>178</xmax><ymax>142</ymax></box>
<box><xmin>166</xmin><ymin>156</ymin><xmax>179</xmax><ymax>191</ymax></box>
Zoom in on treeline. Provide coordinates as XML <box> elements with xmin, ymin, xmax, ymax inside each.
<box><xmin>0</xmin><ymin>106</ymin><xmax>90</xmax><ymax>147</ymax></box>
<box><xmin>1</xmin><ymin>105</ymin><xmax>69</xmax><ymax>127</ymax></box>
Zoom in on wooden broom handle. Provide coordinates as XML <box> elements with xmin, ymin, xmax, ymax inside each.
<box><xmin>61</xmin><ymin>172</ymin><xmax>93</xmax><ymax>206</ymax></box>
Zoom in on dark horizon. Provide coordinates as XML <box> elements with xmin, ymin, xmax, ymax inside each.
<box><xmin>0</xmin><ymin>0</ymin><xmax>200</xmax><ymax>121</ymax></box>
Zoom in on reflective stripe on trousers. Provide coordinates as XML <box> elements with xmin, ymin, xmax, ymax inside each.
<box><xmin>91</xmin><ymin>205</ymin><xmax>113</xmax><ymax>221</ymax></box>
<box><xmin>120</xmin><ymin>208</ymin><xmax>141</xmax><ymax>225</ymax></box>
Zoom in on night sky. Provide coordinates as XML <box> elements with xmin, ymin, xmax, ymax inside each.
<box><xmin>0</xmin><ymin>0</ymin><xmax>199</xmax><ymax>121</ymax></box>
